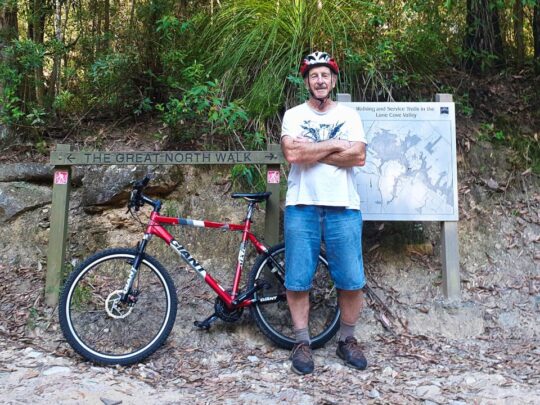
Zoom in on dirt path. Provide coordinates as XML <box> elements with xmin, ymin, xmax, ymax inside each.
<box><xmin>1</xmin><ymin>138</ymin><xmax>538</xmax><ymax>404</ymax></box>
<box><xmin>1</xmin><ymin>324</ymin><xmax>539</xmax><ymax>405</ymax></box>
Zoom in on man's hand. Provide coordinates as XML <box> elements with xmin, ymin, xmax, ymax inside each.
<box><xmin>281</xmin><ymin>135</ymin><xmax>349</xmax><ymax>164</ymax></box>
<box><xmin>319</xmin><ymin>141</ymin><xmax>366</xmax><ymax>168</ymax></box>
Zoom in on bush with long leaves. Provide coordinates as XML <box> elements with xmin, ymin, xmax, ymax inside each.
<box><xmin>195</xmin><ymin>0</ymin><xmax>461</xmax><ymax>118</ymax></box>
<box><xmin>197</xmin><ymin>0</ymin><xmax>378</xmax><ymax>118</ymax></box>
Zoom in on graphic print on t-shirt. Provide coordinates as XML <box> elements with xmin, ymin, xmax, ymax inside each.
<box><xmin>300</xmin><ymin>120</ymin><xmax>345</xmax><ymax>142</ymax></box>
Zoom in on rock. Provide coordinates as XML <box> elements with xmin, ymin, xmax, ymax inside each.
<box><xmin>0</xmin><ymin>182</ymin><xmax>52</xmax><ymax>222</ymax></box>
<box><xmin>486</xmin><ymin>178</ymin><xmax>499</xmax><ymax>190</ymax></box>
<box><xmin>247</xmin><ymin>355</ymin><xmax>259</xmax><ymax>363</ymax></box>
<box><xmin>497</xmin><ymin>311</ymin><xmax>519</xmax><ymax>329</ymax></box>
<box><xmin>81</xmin><ymin>165</ymin><xmax>183</xmax><ymax>210</ymax></box>
<box><xmin>0</xmin><ymin>163</ymin><xmax>53</xmax><ymax>182</ymax></box>
<box><xmin>382</xmin><ymin>366</ymin><xmax>397</xmax><ymax>378</ymax></box>
<box><xmin>368</xmin><ymin>389</ymin><xmax>380</xmax><ymax>398</ymax></box>
<box><xmin>0</xmin><ymin>163</ymin><xmax>84</xmax><ymax>185</ymax></box>
<box><xmin>42</xmin><ymin>366</ymin><xmax>72</xmax><ymax>376</ymax></box>
<box><xmin>416</xmin><ymin>384</ymin><xmax>441</xmax><ymax>398</ymax></box>
<box><xmin>100</xmin><ymin>398</ymin><xmax>122</xmax><ymax>405</ymax></box>
<box><xmin>405</xmin><ymin>301</ymin><xmax>484</xmax><ymax>339</ymax></box>
<box><xmin>463</xmin><ymin>375</ymin><xmax>476</xmax><ymax>385</ymax></box>
<box><xmin>22</xmin><ymin>348</ymin><xmax>43</xmax><ymax>359</ymax></box>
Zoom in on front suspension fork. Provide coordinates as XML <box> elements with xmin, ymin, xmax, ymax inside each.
<box><xmin>120</xmin><ymin>236</ymin><xmax>150</xmax><ymax>302</ymax></box>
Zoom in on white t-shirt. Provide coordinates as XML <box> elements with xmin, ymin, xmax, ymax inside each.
<box><xmin>281</xmin><ymin>102</ymin><xmax>367</xmax><ymax>209</ymax></box>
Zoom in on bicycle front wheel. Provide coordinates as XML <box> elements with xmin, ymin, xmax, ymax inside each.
<box><xmin>248</xmin><ymin>243</ymin><xmax>340</xmax><ymax>350</ymax></box>
<box><xmin>59</xmin><ymin>248</ymin><xmax>177</xmax><ymax>365</ymax></box>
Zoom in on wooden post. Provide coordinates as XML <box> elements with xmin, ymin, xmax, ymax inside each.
<box><xmin>264</xmin><ymin>144</ymin><xmax>281</xmax><ymax>246</ymax></box>
<box><xmin>441</xmin><ymin>221</ymin><xmax>460</xmax><ymax>299</ymax></box>
<box><xmin>337</xmin><ymin>93</ymin><xmax>352</xmax><ymax>102</ymax></box>
<box><xmin>436</xmin><ymin>93</ymin><xmax>461</xmax><ymax>300</ymax></box>
<box><xmin>45</xmin><ymin>144</ymin><xmax>72</xmax><ymax>306</ymax></box>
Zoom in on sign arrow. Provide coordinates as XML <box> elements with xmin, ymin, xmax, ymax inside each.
<box><xmin>66</xmin><ymin>154</ymin><xmax>75</xmax><ymax>163</ymax></box>
<box><xmin>265</xmin><ymin>153</ymin><xmax>276</xmax><ymax>160</ymax></box>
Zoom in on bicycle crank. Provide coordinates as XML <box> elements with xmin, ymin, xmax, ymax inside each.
<box><xmin>214</xmin><ymin>294</ymin><xmax>244</xmax><ymax>323</ymax></box>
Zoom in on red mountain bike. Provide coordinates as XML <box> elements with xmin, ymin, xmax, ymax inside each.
<box><xmin>59</xmin><ymin>175</ymin><xmax>339</xmax><ymax>365</ymax></box>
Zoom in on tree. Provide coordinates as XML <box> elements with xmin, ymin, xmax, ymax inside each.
<box><xmin>0</xmin><ymin>0</ymin><xmax>19</xmax><ymax>68</ymax></box>
<box><xmin>0</xmin><ymin>0</ymin><xmax>19</xmax><ymax>138</ymax></box>
<box><xmin>534</xmin><ymin>0</ymin><xmax>540</xmax><ymax>71</ymax></box>
<box><xmin>463</xmin><ymin>0</ymin><xmax>504</xmax><ymax>73</ymax></box>
<box><xmin>513</xmin><ymin>0</ymin><xmax>525</xmax><ymax>68</ymax></box>
<box><xmin>26</xmin><ymin>0</ymin><xmax>51</xmax><ymax>107</ymax></box>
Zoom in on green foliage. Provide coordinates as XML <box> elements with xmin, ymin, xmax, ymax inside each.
<box><xmin>86</xmin><ymin>51</ymin><xmax>142</xmax><ymax>112</ymax></box>
<box><xmin>511</xmin><ymin>136</ymin><xmax>540</xmax><ymax>174</ymax></box>
<box><xmin>7</xmin><ymin>39</ymin><xmax>46</xmax><ymax>71</ymax></box>
<box><xmin>134</xmin><ymin>97</ymin><xmax>153</xmax><ymax>116</ymax></box>
<box><xmin>26</xmin><ymin>106</ymin><xmax>46</xmax><ymax>127</ymax></box>
<box><xmin>52</xmin><ymin>90</ymin><xmax>76</xmax><ymax>112</ymax></box>
<box><xmin>478</xmin><ymin>123</ymin><xmax>505</xmax><ymax>143</ymax></box>
<box><xmin>455</xmin><ymin>93</ymin><xmax>474</xmax><ymax>117</ymax></box>
<box><xmin>231</xmin><ymin>164</ymin><xmax>265</xmax><ymax>192</ymax></box>
<box><xmin>0</xmin><ymin>66</ymin><xmax>24</xmax><ymax>127</ymax></box>
<box><xmin>157</xmin><ymin>79</ymin><xmax>251</xmax><ymax>144</ymax></box>
<box><xmin>156</xmin><ymin>14</ymin><xmax>203</xmax><ymax>93</ymax></box>
<box><xmin>0</xmin><ymin>40</ymin><xmax>46</xmax><ymax>129</ymax></box>
<box><xmin>156</xmin><ymin>15</ymin><xmax>193</xmax><ymax>43</ymax></box>
<box><xmin>193</xmin><ymin>0</ymin><xmax>464</xmax><ymax>116</ymax></box>
<box><xmin>34</xmin><ymin>139</ymin><xmax>48</xmax><ymax>154</ymax></box>
<box><xmin>196</xmin><ymin>0</ymin><xmax>375</xmax><ymax>115</ymax></box>
<box><xmin>1</xmin><ymin>0</ymin><xmax>538</xmax><ymax>165</ymax></box>
<box><xmin>26</xmin><ymin>307</ymin><xmax>40</xmax><ymax>330</ymax></box>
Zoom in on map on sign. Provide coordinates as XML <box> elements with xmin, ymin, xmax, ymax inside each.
<box><xmin>345</xmin><ymin>102</ymin><xmax>458</xmax><ymax>221</ymax></box>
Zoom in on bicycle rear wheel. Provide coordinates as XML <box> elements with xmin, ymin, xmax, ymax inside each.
<box><xmin>248</xmin><ymin>243</ymin><xmax>340</xmax><ymax>350</ymax></box>
<box><xmin>59</xmin><ymin>248</ymin><xmax>177</xmax><ymax>365</ymax></box>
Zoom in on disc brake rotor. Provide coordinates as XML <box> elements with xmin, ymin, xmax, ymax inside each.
<box><xmin>105</xmin><ymin>290</ymin><xmax>134</xmax><ymax>319</ymax></box>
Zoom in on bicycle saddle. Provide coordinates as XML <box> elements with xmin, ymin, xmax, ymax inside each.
<box><xmin>231</xmin><ymin>192</ymin><xmax>272</xmax><ymax>202</ymax></box>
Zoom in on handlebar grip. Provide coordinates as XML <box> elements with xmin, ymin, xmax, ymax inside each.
<box><xmin>141</xmin><ymin>175</ymin><xmax>151</xmax><ymax>187</ymax></box>
<box><xmin>133</xmin><ymin>175</ymin><xmax>151</xmax><ymax>190</ymax></box>
<box><xmin>129</xmin><ymin>175</ymin><xmax>152</xmax><ymax>211</ymax></box>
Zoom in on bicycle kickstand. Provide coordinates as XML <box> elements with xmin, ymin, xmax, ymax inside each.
<box><xmin>194</xmin><ymin>313</ymin><xmax>218</xmax><ymax>330</ymax></box>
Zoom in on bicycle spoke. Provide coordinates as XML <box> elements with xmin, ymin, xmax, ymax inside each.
<box><xmin>60</xmin><ymin>249</ymin><xmax>177</xmax><ymax>364</ymax></box>
<box><xmin>249</xmin><ymin>244</ymin><xmax>340</xmax><ymax>349</ymax></box>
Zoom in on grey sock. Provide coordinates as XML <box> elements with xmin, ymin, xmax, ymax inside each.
<box><xmin>339</xmin><ymin>320</ymin><xmax>356</xmax><ymax>342</ymax></box>
<box><xmin>294</xmin><ymin>327</ymin><xmax>310</xmax><ymax>344</ymax></box>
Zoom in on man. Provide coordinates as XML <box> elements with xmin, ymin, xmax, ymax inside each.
<box><xmin>281</xmin><ymin>51</ymin><xmax>368</xmax><ymax>375</ymax></box>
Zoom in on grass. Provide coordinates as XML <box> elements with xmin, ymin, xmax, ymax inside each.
<box><xmin>196</xmin><ymin>0</ymin><xmax>375</xmax><ymax>116</ymax></box>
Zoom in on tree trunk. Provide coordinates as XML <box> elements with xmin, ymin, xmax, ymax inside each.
<box><xmin>130</xmin><ymin>0</ymin><xmax>136</xmax><ymax>28</ymax></box>
<box><xmin>534</xmin><ymin>1</ymin><xmax>540</xmax><ymax>72</ymax></box>
<box><xmin>103</xmin><ymin>0</ymin><xmax>110</xmax><ymax>50</ymax></box>
<box><xmin>50</xmin><ymin>0</ymin><xmax>63</xmax><ymax>104</ymax></box>
<box><xmin>513</xmin><ymin>0</ymin><xmax>524</xmax><ymax>68</ymax></box>
<box><xmin>0</xmin><ymin>1</ymin><xmax>19</xmax><ymax>139</ymax></box>
<box><xmin>463</xmin><ymin>0</ymin><xmax>504</xmax><ymax>73</ymax></box>
<box><xmin>28</xmin><ymin>0</ymin><xmax>46</xmax><ymax>107</ymax></box>
<box><xmin>96</xmin><ymin>2</ymin><xmax>102</xmax><ymax>53</ymax></box>
<box><xmin>91</xmin><ymin>0</ymin><xmax>97</xmax><ymax>56</ymax></box>
<box><xmin>178</xmin><ymin>0</ymin><xmax>188</xmax><ymax>17</ymax></box>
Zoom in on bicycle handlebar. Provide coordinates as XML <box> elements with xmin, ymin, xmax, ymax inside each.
<box><xmin>128</xmin><ymin>175</ymin><xmax>156</xmax><ymax>212</ymax></box>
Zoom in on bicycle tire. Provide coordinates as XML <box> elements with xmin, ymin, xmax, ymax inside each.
<box><xmin>248</xmin><ymin>243</ymin><xmax>340</xmax><ymax>350</ymax></box>
<box><xmin>59</xmin><ymin>248</ymin><xmax>177</xmax><ymax>366</ymax></box>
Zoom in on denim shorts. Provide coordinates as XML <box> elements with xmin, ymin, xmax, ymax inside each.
<box><xmin>284</xmin><ymin>205</ymin><xmax>366</xmax><ymax>291</ymax></box>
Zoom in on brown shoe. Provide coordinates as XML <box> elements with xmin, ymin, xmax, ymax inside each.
<box><xmin>336</xmin><ymin>336</ymin><xmax>367</xmax><ymax>370</ymax></box>
<box><xmin>289</xmin><ymin>341</ymin><xmax>314</xmax><ymax>375</ymax></box>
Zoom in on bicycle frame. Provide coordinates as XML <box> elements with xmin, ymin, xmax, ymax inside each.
<box><xmin>131</xmin><ymin>203</ymin><xmax>271</xmax><ymax>310</ymax></box>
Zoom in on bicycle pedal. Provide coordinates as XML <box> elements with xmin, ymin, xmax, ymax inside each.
<box><xmin>193</xmin><ymin>320</ymin><xmax>211</xmax><ymax>330</ymax></box>
<box><xmin>194</xmin><ymin>313</ymin><xmax>218</xmax><ymax>330</ymax></box>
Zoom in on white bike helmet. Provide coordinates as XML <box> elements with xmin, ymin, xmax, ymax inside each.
<box><xmin>299</xmin><ymin>51</ymin><xmax>339</xmax><ymax>77</ymax></box>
